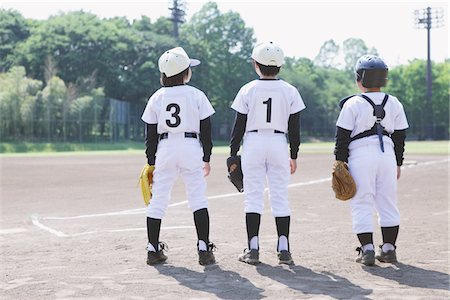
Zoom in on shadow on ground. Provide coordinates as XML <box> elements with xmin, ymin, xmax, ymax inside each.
<box><xmin>256</xmin><ymin>263</ymin><xmax>373</xmax><ymax>300</ymax></box>
<box><xmin>155</xmin><ymin>264</ymin><xmax>265</xmax><ymax>299</ymax></box>
<box><xmin>363</xmin><ymin>262</ymin><xmax>449</xmax><ymax>290</ymax></box>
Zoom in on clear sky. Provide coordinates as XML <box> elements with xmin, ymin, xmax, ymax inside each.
<box><xmin>1</xmin><ymin>0</ymin><xmax>448</xmax><ymax>66</ymax></box>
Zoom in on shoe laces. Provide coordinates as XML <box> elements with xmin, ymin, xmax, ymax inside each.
<box><xmin>159</xmin><ymin>241</ymin><xmax>169</xmax><ymax>252</ymax></box>
<box><xmin>207</xmin><ymin>242</ymin><xmax>217</xmax><ymax>252</ymax></box>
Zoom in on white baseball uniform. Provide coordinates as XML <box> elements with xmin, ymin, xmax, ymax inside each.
<box><xmin>336</xmin><ymin>92</ymin><xmax>409</xmax><ymax>233</ymax></box>
<box><xmin>231</xmin><ymin>79</ymin><xmax>306</xmax><ymax>216</ymax></box>
<box><xmin>141</xmin><ymin>85</ymin><xmax>215</xmax><ymax>219</ymax></box>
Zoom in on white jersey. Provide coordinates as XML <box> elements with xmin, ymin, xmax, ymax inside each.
<box><xmin>141</xmin><ymin>85</ymin><xmax>215</xmax><ymax>133</ymax></box>
<box><xmin>337</xmin><ymin>92</ymin><xmax>408</xmax><ymax>234</ymax></box>
<box><xmin>336</xmin><ymin>92</ymin><xmax>408</xmax><ymax>149</ymax></box>
<box><xmin>231</xmin><ymin>79</ymin><xmax>306</xmax><ymax>132</ymax></box>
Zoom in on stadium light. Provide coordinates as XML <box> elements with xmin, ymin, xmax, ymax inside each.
<box><xmin>414</xmin><ymin>7</ymin><xmax>444</xmax><ymax>139</ymax></box>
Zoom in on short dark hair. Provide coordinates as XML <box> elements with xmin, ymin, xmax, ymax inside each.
<box><xmin>356</xmin><ymin>69</ymin><xmax>388</xmax><ymax>88</ymax></box>
<box><xmin>256</xmin><ymin>62</ymin><xmax>280</xmax><ymax>77</ymax></box>
<box><xmin>160</xmin><ymin>68</ymin><xmax>189</xmax><ymax>87</ymax></box>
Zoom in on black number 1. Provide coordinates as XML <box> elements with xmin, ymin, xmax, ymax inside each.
<box><xmin>263</xmin><ymin>98</ymin><xmax>272</xmax><ymax>123</ymax></box>
<box><xmin>166</xmin><ymin>103</ymin><xmax>181</xmax><ymax>127</ymax></box>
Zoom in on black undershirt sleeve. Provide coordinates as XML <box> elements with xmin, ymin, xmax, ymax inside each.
<box><xmin>334</xmin><ymin>126</ymin><xmax>352</xmax><ymax>162</ymax></box>
<box><xmin>391</xmin><ymin>129</ymin><xmax>406</xmax><ymax>166</ymax></box>
<box><xmin>230</xmin><ymin>112</ymin><xmax>247</xmax><ymax>156</ymax></box>
<box><xmin>199</xmin><ymin>117</ymin><xmax>213</xmax><ymax>162</ymax></box>
<box><xmin>287</xmin><ymin>112</ymin><xmax>300</xmax><ymax>159</ymax></box>
<box><xmin>145</xmin><ymin>123</ymin><xmax>159</xmax><ymax>165</ymax></box>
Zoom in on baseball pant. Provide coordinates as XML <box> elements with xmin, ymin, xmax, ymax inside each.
<box><xmin>241</xmin><ymin>130</ymin><xmax>291</xmax><ymax>217</ymax></box>
<box><xmin>146</xmin><ymin>134</ymin><xmax>208</xmax><ymax>219</ymax></box>
<box><xmin>348</xmin><ymin>142</ymin><xmax>400</xmax><ymax>234</ymax></box>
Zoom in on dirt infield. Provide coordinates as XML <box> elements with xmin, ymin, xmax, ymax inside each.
<box><xmin>1</xmin><ymin>151</ymin><xmax>449</xmax><ymax>299</ymax></box>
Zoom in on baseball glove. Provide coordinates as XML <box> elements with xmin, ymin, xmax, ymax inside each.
<box><xmin>227</xmin><ymin>155</ymin><xmax>244</xmax><ymax>192</ymax></box>
<box><xmin>332</xmin><ymin>160</ymin><xmax>356</xmax><ymax>201</ymax></box>
<box><xmin>138</xmin><ymin>164</ymin><xmax>155</xmax><ymax>206</ymax></box>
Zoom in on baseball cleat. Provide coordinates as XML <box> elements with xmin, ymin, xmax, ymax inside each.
<box><xmin>376</xmin><ymin>245</ymin><xmax>398</xmax><ymax>263</ymax></box>
<box><xmin>238</xmin><ymin>248</ymin><xmax>260</xmax><ymax>265</ymax></box>
<box><xmin>355</xmin><ymin>247</ymin><xmax>375</xmax><ymax>266</ymax></box>
<box><xmin>278</xmin><ymin>250</ymin><xmax>294</xmax><ymax>265</ymax></box>
<box><xmin>146</xmin><ymin>242</ymin><xmax>168</xmax><ymax>265</ymax></box>
<box><xmin>198</xmin><ymin>242</ymin><xmax>217</xmax><ymax>266</ymax></box>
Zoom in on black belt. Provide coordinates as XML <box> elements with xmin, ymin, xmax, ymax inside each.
<box><xmin>249</xmin><ymin>129</ymin><xmax>285</xmax><ymax>134</ymax></box>
<box><xmin>350</xmin><ymin>127</ymin><xmax>390</xmax><ymax>142</ymax></box>
<box><xmin>159</xmin><ymin>132</ymin><xmax>197</xmax><ymax>140</ymax></box>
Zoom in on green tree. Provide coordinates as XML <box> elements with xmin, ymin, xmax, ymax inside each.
<box><xmin>386</xmin><ymin>59</ymin><xmax>449</xmax><ymax>139</ymax></box>
<box><xmin>0</xmin><ymin>9</ymin><xmax>31</xmax><ymax>72</ymax></box>
<box><xmin>0</xmin><ymin>66</ymin><xmax>42</xmax><ymax>140</ymax></box>
<box><xmin>343</xmin><ymin>38</ymin><xmax>379</xmax><ymax>73</ymax></box>
<box><xmin>180</xmin><ymin>2</ymin><xmax>255</xmax><ymax>138</ymax></box>
<box><xmin>314</xmin><ymin>39</ymin><xmax>340</xmax><ymax>68</ymax></box>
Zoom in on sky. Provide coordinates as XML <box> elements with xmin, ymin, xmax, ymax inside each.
<box><xmin>1</xmin><ymin>0</ymin><xmax>448</xmax><ymax>67</ymax></box>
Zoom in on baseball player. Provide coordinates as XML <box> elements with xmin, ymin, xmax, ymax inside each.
<box><xmin>334</xmin><ymin>55</ymin><xmax>408</xmax><ymax>266</ymax></box>
<box><xmin>229</xmin><ymin>41</ymin><xmax>306</xmax><ymax>265</ymax></box>
<box><xmin>141</xmin><ymin>47</ymin><xmax>216</xmax><ymax>266</ymax></box>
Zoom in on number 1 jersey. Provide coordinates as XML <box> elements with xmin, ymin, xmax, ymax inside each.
<box><xmin>141</xmin><ymin>85</ymin><xmax>215</xmax><ymax>133</ymax></box>
<box><xmin>231</xmin><ymin>79</ymin><xmax>305</xmax><ymax>133</ymax></box>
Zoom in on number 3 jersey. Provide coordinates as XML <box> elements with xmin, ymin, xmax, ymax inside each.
<box><xmin>141</xmin><ymin>85</ymin><xmax>215</xmax><ymax>133</ymax></box>
<box><xmin>231</xmin><ymin>79</ymin><xmax>306</xmax><ymax>132</ymax></box>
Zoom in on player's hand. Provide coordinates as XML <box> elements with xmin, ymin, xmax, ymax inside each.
<box><xmin>290</xmin><ymin>159</ymin><xmax>297</xmax><ymax>174</ymax></box>
<box><xmin>203</xmin><ymin>162</ymin><xmax>211</xmax><ymax>177</ymax></box>
<box><xmin>397</xmin><ymin>166</ymin><xmax>401</xmax><ymax>180</ymax></box>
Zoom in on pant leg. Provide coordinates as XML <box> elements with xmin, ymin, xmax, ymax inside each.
<box><xmin>374</xmin><ymin>145</ymin><xmax>400</xmax><ymax>227</ymax></box>
<box><xmin>146</xmin><ymin>140</ymin><xmax>178</xmax><ymax>219</ymax></box>
<box><xmin>348</xmin><ymin>145</ymin><xmax>378</xmax><ymax>234</ymax></box>
<box><xmin>242</xmin><ymin>133</ymin><xmax>267</xmax><ymax>214</ymax></box>
<box><xmin>266</xmin><ymin>135</ymin><xmax>291</xmax><ymax>217</ymax></box>
<box><xmin>179</xmin><ymin>139</ymin><xmax>209</xmax><ymax>212</ymax></box>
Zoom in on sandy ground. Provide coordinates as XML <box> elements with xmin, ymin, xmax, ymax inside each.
<box><xmin>0</xmin><ymin>151</ymin><xmax>449</xmax><ymax>299</ymax></box>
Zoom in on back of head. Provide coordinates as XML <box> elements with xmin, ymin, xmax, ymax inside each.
<box><xmin>355</xmin><ymin>55</ymin><xmax>388</xmax><ymax>88</ymax></box>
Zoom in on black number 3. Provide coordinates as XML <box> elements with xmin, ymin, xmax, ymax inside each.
<box><xmin>263</xmin><ymin>98</ymin><xmax>272</xmax><ymax>123</ymax></box>
<box><xmin>166</xmin><ymin>103</ymin><xmax>181</xmax><ymax>127</ymax></box>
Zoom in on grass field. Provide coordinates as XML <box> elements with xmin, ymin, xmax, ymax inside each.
<box><xmin>0</xmin><ymin>140</ymin><xmax>448</xmax><ymax>156</ymax></box>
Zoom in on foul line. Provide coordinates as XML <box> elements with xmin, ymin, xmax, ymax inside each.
<box><xmin>30</xmin><ymin>157</ymin><xmax>448</xmax><ymax>237</ymax></box>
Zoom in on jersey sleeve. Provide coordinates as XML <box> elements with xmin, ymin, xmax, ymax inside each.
<box><xmin>141</xmin><ymin>96</ymin><xmax>158</xmax><ymax>124</ymax></box>
<box><xmin>336</xmin><ymin>100</ymin><xmax>355</xmax><ymax>131</ymax></box>
<box><xmin>290</xmin><ymin>88</ymin><xmax>306</xmax><ymax>114</ymax></box>
<box><xmin>198</xmin><ymin>91</ymin><xmax>215</xmax><ymax>120</ymax></box>
<box><xmin>231</xmin><ymin>87</ymin><xmax>249</xmax><ymax>114</ymax></box>
<box><xmin>394</xmin><ymin>101</ymin><xmax>409</xmax><ymax>130</ymax></box>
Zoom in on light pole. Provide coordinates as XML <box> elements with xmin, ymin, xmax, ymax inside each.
<box><xmin>414</xmin><ymin>7</ymin><xmax>444</xmax><ymax>139</ymax></box>
<box><xmin>169</xmin><ymin>0</ymin><xmax>186</xmax><ymax>38</ymax></box>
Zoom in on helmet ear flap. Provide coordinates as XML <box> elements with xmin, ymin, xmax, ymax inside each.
<box><xmin>355</xmin><ymin>70</ymin><xmax>363</xmax><ymax>82</ymax></box>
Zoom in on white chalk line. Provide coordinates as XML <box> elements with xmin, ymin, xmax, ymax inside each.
<box><xmin>108</xmin><ymin>225</ymin><xmax>194</xmax><ymax>233</ymax></box>
<box><xmin>29</xmin><ymin>158</ymin><xmax>448</xmax><ymax>237</ymax></box>
<box><xmin>31</xmin><ymin>215</ymin><xmax>68</xmax><ymax>238</ymax></box>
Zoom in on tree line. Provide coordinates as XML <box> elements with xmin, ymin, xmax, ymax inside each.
<box><xmin>0</xmin><ymin>2</ymin><xmax>448</xmax><ymax>143</ymax></box>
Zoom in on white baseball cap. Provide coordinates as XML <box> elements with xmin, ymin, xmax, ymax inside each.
<box><xmin>251</xmin><ymin>41</ymin><xmax>285</xmax><ymax>67</ymax></box>
<box><xmin>158</xmin><ymin>47</ymin><xmax>200</xmax><ymax>77</ymax></box>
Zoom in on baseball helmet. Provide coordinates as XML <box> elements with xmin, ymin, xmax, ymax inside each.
<box><xmin>355</xmin><ymin>55</ymin><xmax>388</xmax><ymax>88</ymax></box>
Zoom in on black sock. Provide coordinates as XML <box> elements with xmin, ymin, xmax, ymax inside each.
<box><xmin>275</xmin><ymin>216</ymin><xmax>290</xmax><ymax>251</ymax></box>
<box><xmin>246</xmin><ymin>213</ymin><xmax>261</xmax><ymax>248</ymax></box>
<box><xmin>147</xmin><ymin>217</ymin><xmax>161</xmax><ymax>251</ymax></box>
<box><xmin>193</xmin><ymin>208</ymin><xmax>209</xmax><ymax>245</ymax></box>
<box><xmin>381</xmin><ymin>226</ymin><xmax>399</xmax><ymax>246</ymax></box>
<box><xmin>357</xmin><ymin>232</ymin><xmax>373</xmax><ymax>247</ymax></box>
<box><xmin>275</xmin><ymin>216</ymin><xmax>290</xmax><ymax>237</ymax></box>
